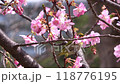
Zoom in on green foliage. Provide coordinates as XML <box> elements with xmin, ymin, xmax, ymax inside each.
<box><xmin>90</xmin><ymin>56</ymin><xmax>100</xmax><ymax>68</ymax></box>
<box><xmin>73</xmin><ymin>14</ymin><xmax>89</xmax><ymax>33</ymax></box>
<box><xmin>84</xmin><ymin>47</ymin><xmax>100</xmax><ymax>68</ymax></box>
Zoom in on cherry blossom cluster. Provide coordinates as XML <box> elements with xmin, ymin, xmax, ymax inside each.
<box><xmin>97</xmin><ymin>5</ymin><xmax>120</xmax><ymax>62</ymax></box>
<box><xmin>1</xmin><ymin>0</ymin><xmax>120</xmax><ymax>68</ymax></box>
<box><xmin>19</xmin><ymin>1</ymin><xmax>102</xmax><ymax>68</ymax></box>
<box><xmin>97</xmin><ymin>9</ymin><xmax>112</xmax><ymax>30</ymax></box>
<box><xmin>22</xmin><ymin>2</ymin><xmax>100</xmax><ymax>48</ymax></box>
<box><xmin>0</xmin><ymin>0</ymin><xmax>26</xmax><ymax>15</ymax></box>
<box><xmin>74</xmin><ymin>31</ymin><xmax>100</xmax><ymax>47</ymax></box>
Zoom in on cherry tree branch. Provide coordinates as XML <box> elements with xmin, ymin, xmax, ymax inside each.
<box><xmin>13</xmin><ymin>1</ymin><xmax>90</xmax><ymax>67</ymax></box>
<box><xmin>15</xmin><ymin>34</ymin><xmax>120</xmax><ymax>47</ymax></box>
<box><xmin>87</xmin><ymin>0</ymin><xmax>120</xmax><ymax>32</ymax></box>
<box><xmin>52</xmin><ymin>44</ymin><xmax>61</xmax><ymax>68</ymax></box>
<box><xmin>20</xmin><ymin>14</ymin><xmax>32</xmax><ymax>22</ymax></box>
<box><xmin>65</xmin><ymin>0</ymin><xmax>75</xmax><ymax>38</ymax></box>
<box><xmin>85</xmin><ymin>20</ymin><xmax>99</xmax><ymax>35</ymax></box>
<box><xmin>1</xmin><ymin>0</ymin><xmax>14</xmax><ymax>13</ymax></box>
<box><xmin>96</xmin><ymin>0</ymin><xmax>120</xmax><ymax>10</ymax></box>
<box><xmin>0</xmin><ymin>50</ymin><xmax>17</xmax><ymax>68</ymax></box>
<box><xmin>0</xmin><ymin>29</ymin><xmax>42</xmax><ymax>68</ymax></box>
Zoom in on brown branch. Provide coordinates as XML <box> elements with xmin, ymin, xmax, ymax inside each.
<box><xmin>0</xmin><ymin>50</ymin><xmax>17</xmax><ymax>68</ymax></box>
<box><xmin>1</xmin><ymin>0</ymin><xmax>14</xmax><ymax>13</ymax></box>
<box><xmin>87</xmin><ymin>0</ymin><xmax>120</xmax><ymax>32</ymax></box>
<box><xmin>15</xmin><ymin>34</ymin><xmax>120</xmax><ymax>47</ymax></box>
<box><xmin>65</xmin><ymin>0</ymin><xmax>75</xmax><ymax>38</ymax></box>
<box><xmin>0</xmin><ymin>29</ymin><xmax>42</xmax><ymax>68</ymax></box>
<box><xmin>20</xmin><ymin>14</ymin><xmax>32</xmax><ymax>22</ymax></box>
<box><xmin>52</xmin><ymin>44</ymin><xmax>61</xmax><ymax>68</ymax></box>
<box><xmin>1</xmin><ymin>0</ymin><xmax>32</xmax><ymax>22</ymax></box>
<box><xmin>42</xmin><ymin>4</ymin><xmax>50</xmax><ymax>32</ymax></box>
<box><xmin>85</xmin><ymin>20</ymin><xmax>98</xmax><ymax>35</ymax></box>
<box><xmin>87</xmin><ymin>2</ymin><xmax>98</xmax><ymax>12</ymax></box>
<box><xmin>96</xmin><ymin>0</ymin><xmax>120</xmax><ymax>9</ymax></box>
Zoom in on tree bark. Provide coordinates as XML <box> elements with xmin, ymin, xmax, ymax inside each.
<box><xmin>0</xmin><ymin>29</ymin><xmax>42</xmax><ymax>68</ymax></box>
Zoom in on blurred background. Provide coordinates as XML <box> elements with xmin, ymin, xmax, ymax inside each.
<box><xmin>0</xmin><ymin>0</ymin><xmax>120</xmax><ymax>68</ymax></box>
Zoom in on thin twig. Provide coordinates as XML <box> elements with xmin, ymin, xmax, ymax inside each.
<box><xmin>2</xmin><ymin>55</ymin><xmax>6</xmax><ymax>68</ymax></box>
<box><xmin>42</xmin><ymin>5</ymin><xmax>50</xmax><ymax>32</ymax></box>
<box><xmin>52</xmin><ymin>44</ymin><xmax>61</xmax><ymax>68</ymax></box>
<box><xmin>87</xmin><ymin>0</ymin><xmax>120</xmax><ymax>32</ymax></box>
<box><xmin>85</xmin><ymin>20</ymin><xmax>99</xmax><ymax>35</ymax></box>
<box><xmin>0</xmin><ymin>51</ymin><xmax>17</xmax><ymax>68</ymax></box>
<box><xmin>87</xmin><ymin>2</ymin><xmax>98</xmax><ymax>12</ymax></box>
<box><xmin>15</xmin><ymin>34</ymin><xmax>120</xmax><ymax>47</ymax></box>
<box><xmin>2</xmin><ymin>0</ymin><xmax>14</xmax><ymax>13</ymax></box>
<box><xmin>65</xmin><ymin>0</ymin><xmax>75</xmax><ymax>38</ymax></box>
<box><xmin>20</xmin><ymin>14</ymin><xmax>32</xmax><ymax>22</ymax></box>
<box><xmin>1</xmin><ymin>0</ymin><xmax>32</xmax><ymax>22</ymax></box>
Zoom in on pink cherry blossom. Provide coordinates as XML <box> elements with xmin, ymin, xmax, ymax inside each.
<box><xmin>59</xmin><ymin>19</ymin><xmax>75</xmax><ymax>31</ymax></box>
<box><xmin>55</xmin><ymin>9</ymin><xmax>75</xmax><ymax>31</ymax></box>
<box><xmin>47</xmin><ymin>26</ymin><xmax>60</xmax><ymax>41</ymax></box>
<box><xmin>31</xmin><ymin>20</ymin><xmax>47</xmax><ymax>35</ymax></box>
<box><xmin>47</xmin><ymin>33</ymin><xmax>58</xmax><ymax>41</ymax></box>
<box><xmin>88</xmin><ymin>31</ymin><xmax>100</xmax><ymax>46</ymax></box>
<box><xmin>74</xmin><ymin>31</ymin><xmax>100</xmax><ymax>47</ymax></box>
<box><xmin>1</xmin><ymin>7</ymin><xmax>15</xmax><ymax>15</ymax></box>
<box><xmin>50</xmin><ymin>18</ymin><xmax>60</xmax><ymax>26</ymax></box>
<box><xmin>19</xmin><ymin>35</ymin><xmax>37</xmax><ymax>47</ymax></box>
<box><xmin>114</xmin><ymin>44</ymin><xmax>120</xmax><ymax>62</ymax></box>
<box><xmin>51</xmin><ymin>25</ymin><xmax>60</xmax><ymax>36</ymax></box>
<box><xmin>80</xmin><ymin>36</ymin><xmax>90</xmax><ymax>47</ymax></box>
<box><xmin>18</xmin><ymin>0</ymin><xmax>27</xmax><ymax>6</ymax></box>
<box><xmin>33</xmin><ymin>7</ymin><xmax>50</xmax><ymax>21</ymax></box>
<box><xmin>73</xmin><ymin>57</ymin><xmax>82</xmax><ymax>68</ymax></box>
<box><xmin>14</xmin><ymin>60</ymin><xmax>19</xmax><ymax>65</ymax></box>
<box><xmin>74</xmin><ymin>34</ymin><xmax>89</xmax><ymax>47</ymax></box>
<box><xmin>31</xmin><ymin>20</ymin><xmax>42</xmax><ymax>33</ymax></box>
<box><xmin>14</xmin><ymin>60</ymin><xmax>24</xmax><ymax>68</ymax></box>
<box><xmin>74</xmin><ymin>34</ymin><xmax>81</xmax><ymax>44</ymax></box>
<box><xmin>97</xmin><ymin>9</ymin><xmax>111</xmax><ymax>30</ymax></box>
<box><xmin>56</xmin><ymin>9</ymin><xmax>66</xmax><ymax>18</ymax></box>
<box><xmin>7</xmin><ymin>8</ymin><xmax>15</xmax><ymax>14</ymax></box>
<box><xmin>38</xmin><ymin>24</ymin><xmax>47</xmax><ymax>35</ymax></box>
<box><xmin>117</xmin><ymin>0</ymin><xmax>120</xmax><ymax>3</ymax></box>
<box><xmin>45</xmin><ymin>7</ymin><xmax>50</xmax><ymax>12</ymax></box>
<box><xmin>35</xmin><ymin>10</ymin><xmax>44</xmax><ymax>20</ymax></box>
<box><xmin>14</xmin><ymin>6</ymin><xmax>23</xmax><ymax>15</ymax></box>
<box><xmin>73</xmin><ymin>3</ymin><xmax>87</xmax><ymax>17</ymax></box>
